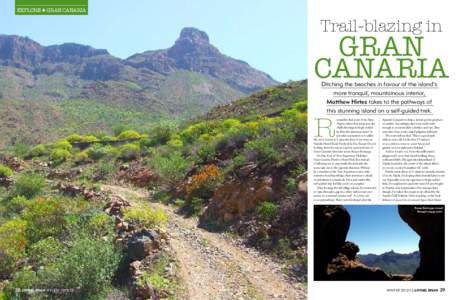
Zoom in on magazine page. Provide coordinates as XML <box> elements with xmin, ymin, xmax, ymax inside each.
<box><xmin>308</xmin><ymin>0</ymin><xmax>459</xmax><ymax>299</ymax></box>
<box><xmin>0</xmin><ymin>1</ymin><xmax>308</xmax><ymax>299</ymax></box>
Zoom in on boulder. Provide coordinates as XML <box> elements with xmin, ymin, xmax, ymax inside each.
<box><xmin>327</xmin><ymin>253</ymin><xmax>391</xmax><ymax>281</ymax></box>
<box><xmin>200</xmin><ymin>176</ymin><xmax>274</xmax><ymax>225</ymax></box>
<box><xmin>341</xmin><ymin>241</ymin><xmax>359</xmax><ymax>260</ymax></box>
<box><xmin>296</xmin><ymin>171</ymin><xmax>308</xmax><ymax>196</ymax></box>
<box><xmin>398</xmin><ymin>205</ymin><xmax>445</xmax><ymax>280</ymax></box>
<box><xmin>127</xmin><ymin>230</ymin><xmax>160</xmax><ymax>261</ymax></box>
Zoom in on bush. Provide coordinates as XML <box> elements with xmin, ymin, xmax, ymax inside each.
<box><xmin>149</xmin><ymin>123</ymin><xmax>176</xmax><ymax>145</ymax></box>
<box><xmin>84</xmin><ymin>212</ymin><xmax>113</xmax><ymax>237</ymax></box>
<box><xmin>112</xmin><ymin>124</ymin><xmax>130</xmax><ymax>137</ymax></box>
<box><xmin>196</xmin><ymin>142</ymin><xmax>217</xmax><ymax>163</ymax></box>
<box><xmin>52</xmin><ymin>140</ymin><xmax>72</xmax><ymax>151</ymax></box>
<box><xmin>87</xmin><ymin>145</ymin><xmax>111</xmax><ymax>160</ymax></box>
<box><xmin>39</xmin><ymin>234</ymin><xmax>121</xmax><ymax>299</ymax></box>
<box><xmin>181</xmin><ymin>121</ymin><xmax>218</xmax><ymax>143</ymax></box>
<box><xmin>12</xmin><ymin>143</ymin><xmax>29</xmax><ymax>158</ymax></box>
<box><xmin>293</xmin><ymin>100</ymin><xmax>307</xmax><ymax>112</ymax></box>
<box><xmin>28</xmin><ymin>144</ymin><xmax>47</xmax><ymax>157</ymax></box>
<box><xmin>123</xmin><ymin>205</ymin><xmax>167</xmax><ymax>229</ymax></box>
<box><xmin>74</xmin><ymin>151</ymin><xmax>89</xmax><ymax>163</ymax></box>
<box><xmin>0</xmin><ymin>219</ymin><xmax>27</xmax><ymax>277</ymax></box>
<box><xmin>118</xmin><ymin>143</ymin><xmax>140</xmax><ymax>161</ymax></box>
<box><xmin>50</xmin><ymin>148</ymin><xmax>72</xmax><ymax>163</ymax></box>
<box><xmin>185</xmin><ymin>197</ymin><xmax>205</xmax><ymax>216</ymax></box>
<box><xmin>256</xmin><ymin>202</ymin><xmax>278</xmax><ymax>221</ymax></box>
<box><xmin>22</xmin><ymin>198</ymin><xmax>67</xmax><ymax>243</ymax></box>
<box><xmin>166</xmin><ymin>138</ymin><xmax>184</xmax><ymax>149</ymax></box>
<box><xmin>137</xmin><ymin>252</ymin><xmax>173</xmax><ymax>294</ymax></box>
<box><xmin>11</xmin><ymin>172</ymin><xmax>46</xmax><ymax>199</ymax></box>
<box><xmin>185</xmin><ymin>164</ymin><xmax>223</xmax><ymax>199</ymax></box>
<box><xmin>149</xmin><ymin>151</ymin><xmax>192</xmax><ymax>190</ymax></box>
<box><xmin>29</xmin><ymin>237</ymin><xmax>63</xmax><ymax>267</ymax></box>
<box><xmin>0</xmin><ymin>164</ymin><xmax>13</xmax><ymax>177</ymax></box>
<box><xmin>5</xmin><ymin>195</ymin><xmax>29</xmax><ymax>214</ymax></box>
<box><xmin>117</xmin><ymin>130</ymin><xmax>141</xmax><ymax>140</ymax></box>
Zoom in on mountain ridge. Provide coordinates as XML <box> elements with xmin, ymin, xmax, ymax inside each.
<box><xmin>358</xmin><ymin>250</ymin><xmax>420</xmax><ymax>275</ymax></box>
<box><xmin>0</xmin><ymin>27</ymin><xmax>277</xmax><ymax>92</ymax></box>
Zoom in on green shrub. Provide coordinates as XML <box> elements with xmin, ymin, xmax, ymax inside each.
<box><xmin>74</xmin><ymin>151</ymin><xmax>89</xmax><ymax>163</ymax></box>
<box><xmin>0</xmin><ymin>164</ymin><xmax>13</xmax><ymax>177</ymax></box>
<box><xmin>84</xmin><ymin>212</ymin><xmax>113</xmax><ymax>237</ymax></box>
<box><xmin>11</xmin><ymin>172</ymin><xmax>46</xmax><ymax>199</ymax></box>
<box><xmin>286</xmin><ymin>177</ymin><xmax>297</xmax><ymax>192</ymax></box>
<box><xmin>65</xmin><ymin>134</ymin><xmax>84</xmax><ymax>143</ymax></box>
<box><xmin>196</xmin><ymin>142</ymin><xmax>217</xmax><ymax>162</ymax></box>
<box><xmin>166</xmin><ymin>138</ymin><xmax>184</xmax><ymax>149</ymax></box>
<box><xmin>112</xmin><ymin>124</ymin><xmax>130</xmax><ymax>137</ymax></box>
<box><xmin>5</xmin><ymin>195</ymin><xmax>28</xmax><ymax>214</ymax></box>
<box><xmin>180</xmin><ymin>121</ymin><xmax>217</xmax><ymax>143</ymax></box>
<box><xmin>186</xmin><ymin>197</ymin><xmax>205</xmax><ymax>216</ymax></box>
<box><xmin>137</xmin><ymin>253</ymin><xmax>174</xmax><ymax>294</ymax></box>
<box><xmin>81</xmin><ymin>135</ymin><xmax>99</xmax><ymax>142</ymax></box>
<box><xmin>65</xmin><ymin>134</ymin><xmax>99</xmax><ymax>143</ymax></box>
<box><xmin>123</xmin><ymin>205</ymin><xmax>167</xmax><ymax>228</ymax></box>
<box><xmin>39</xmin><ymin>234</ymin><xmax>121</xmax><ymax>299</ymax></box>
<box><xmin>0</xmin><ymin>219</ymin><xmax>27</xmax><ymax>277</ymax></box>
<box><xmin>50</xmin><ymin>148</ymin><xmax>72</xmax><ymax>163</ymax></box>
<box><xmin>117</xmin><ymin>130</ymin><xmax>141</xmax><ymax>140</ymax></box>
<box><xmin>87</xmin><ymin>145</ymin><xmax>111</xmax><ymax>160</ymax></box>
<box><xmin>12</xmin><ymin>143</ymin><xmax>30</xmax><ymax>158</ymax></box>
<box><xmin>245</xmin><ymin>138</ymin><xmax>281</xmax><ymax>165</ymax></box>
<box><xmin>293</xmin><ymin>100</ymin><xmax>307</xmax><ymax>112</ymax></box>
<box><xmin>118</xmin><ymin>143</ymin><xmax>140</xmax><ymax>161</ymax></box>
<box><xmin>22</xmin><ymin>198</ymin><xmax>67</xmax><ymax>243</ymax></box>
<box><xmin>149</xmin><ymin>123</ymin><xmax>176</xmax><ymax>145</ymax></box>
<box><xmin>52</xmin><ymin>140</ymin><xmax>72</xmax><ymax>151</ymax></box>
<box><xmin>7</xmin><ymin>268</ymin><xmax>38</xmax><ymax>291</ymax></box>
<box><xmin>256</xmin><ymin>202</ymin><xmax>278</xmax><ymax>221</ymax></box>
<box><xmin>28</xmin><ymin>144</ymin><xmax>47</xmax><ymax>157</ymax></box>
<box><xmin>149</xmin><ymin>151</ymin><xmax>192</xmax><ymax>189</ymax></box>
<box><xmin>29</xmin><ymin>237</ymin><xmax>63</xmax><ymax>266</ymax></box>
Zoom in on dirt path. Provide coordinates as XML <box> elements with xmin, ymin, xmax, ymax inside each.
<box><xmin>102</xmin><ymin>185</ymin><xmax>307</xmax><ymax>300</ymax></box>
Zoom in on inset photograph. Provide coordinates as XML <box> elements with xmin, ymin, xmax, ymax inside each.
<box><xmin>314</xmin><ymin>205</ymin><xmax>445</xmax><ymax>281</ymax></box>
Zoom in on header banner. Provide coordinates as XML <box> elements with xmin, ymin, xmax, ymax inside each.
<box><xmin>15</xmin><ymin>0</ymin><xmax>88</xmax><ymax>15</ymax></box>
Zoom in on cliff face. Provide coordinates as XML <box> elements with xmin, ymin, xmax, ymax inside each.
<box><xmin>398</xmin><ymin>205</ymin><xmax>445</xmax><ymax>280</ymax></box>
<box><xmin>314</xmin><ymin>205</ymin><xmax>350</xmax><ymax>279</ymax></box>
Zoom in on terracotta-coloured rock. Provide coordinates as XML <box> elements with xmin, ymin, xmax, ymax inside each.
<box><xmin>200</xmin><ymin>176</ymin><xmax>274</xmax><ymax>225</ymax></box>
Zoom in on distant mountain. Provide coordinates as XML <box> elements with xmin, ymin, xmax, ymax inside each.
<box><xmin>358</xmin><ymin>250</ymin><xmax>420</xmax><ymax>275</ymax></box>
<box><xmin>0</xmin><ymin>28</ymin><xmax>278</xmax><ymax>147</ymax></box>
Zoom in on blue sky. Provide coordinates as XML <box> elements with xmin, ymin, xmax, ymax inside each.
<box><xmin>345</xmin><ymin>205</ymin><xmax>419</xmax><ymax>255</ymax></box>
<box><xmin>0</xmin><ymin>0</ymin><xmax>307</xmax><ymax>82</ymax></box>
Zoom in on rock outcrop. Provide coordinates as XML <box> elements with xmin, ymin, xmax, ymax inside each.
<box><xmin>200</xmin><ymin>176</ymin><xmax>274</xmax><ymax>225</ymax></box>
<box><xmin>398</xmin><ymin>205</ymin><xmax>445</xmax><ymax>280</ymax></box>
<box><xmin>314</xmin><ymin>205</ymin><xmax>351</xmax><ymax>280</ymax></box>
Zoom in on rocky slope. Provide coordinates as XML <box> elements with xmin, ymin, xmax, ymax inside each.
<box><xmin>0</xmin><ymin>28</ymin><xmax>278</xmax><ymax>147</ymax></box>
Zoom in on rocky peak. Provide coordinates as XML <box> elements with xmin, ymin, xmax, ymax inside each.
<box><xmin>178</xmin><ymin>27</ymin><xmax>210</xmax><ymax>45</ymax></box>
<box><xmin>0</xmin><ymin>35</ymin><xmax>44</xmax><ymax>68</ymax></box>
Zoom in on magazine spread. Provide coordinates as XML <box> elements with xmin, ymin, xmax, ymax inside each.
<box><xmin>308</xmin><ymin>0</ymin><xmax>458</xmax><ymax>299</ymax></box>
<box><xmin>0</xmin><ymin>0</ymin><xmax>458</xmax><ymax>299</ymax></box>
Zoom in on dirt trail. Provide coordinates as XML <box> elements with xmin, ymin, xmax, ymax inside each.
<box><xmin>102</xmin><ymin>185</ymin><xmax>307</xmax><ymax>300</ymax></box>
